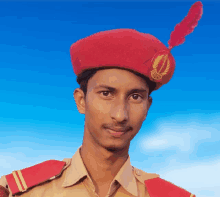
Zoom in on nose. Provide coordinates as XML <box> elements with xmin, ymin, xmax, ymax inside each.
<box><xmin>110</xmin><ymin>99</ymin><xmax>128</xmax><ymax>123</ymax></box>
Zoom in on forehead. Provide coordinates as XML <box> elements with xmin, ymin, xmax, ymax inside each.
<box><xmin>88</xmin><ymin>68</ymin><xmax>148</xmax><ymax>89</ymax></box>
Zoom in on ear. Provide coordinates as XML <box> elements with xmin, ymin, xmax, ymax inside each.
<box><xmin>147</xmin><ymin>95</ymin><xmax>153</xmax><ymax>111</ymax></box>
<box><xmin>144</xmin><ymin>95</ymin><xmax>153</xmax><ymax>121</ymax></box>
<box><xmin>73</xmin><ymin>88</ymin><xmax>86</xmax><ymax>114</ymax></box>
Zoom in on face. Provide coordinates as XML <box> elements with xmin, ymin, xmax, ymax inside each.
<box><xmin>74</xmin><ymin>68</ymin><xmax>152</xmax><ymax>152</ymax></box>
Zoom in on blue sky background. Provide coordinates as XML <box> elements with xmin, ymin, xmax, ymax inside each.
<box><xmin>0</xmin><ymin>0</ymin><xmax>219</xmax><ymax>197</ymax></box>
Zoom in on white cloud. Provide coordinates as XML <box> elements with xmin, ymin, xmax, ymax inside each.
<box><xmin>140</xmin><ymin>119</ymin><xmax>219</xmax><ymax>153</ymax></box>
<box><xmin>141</xmin><ymin>131</ymin><xmax>192</xmax><ymax>151</ymax></box>
<box><xmin>0</xmin><ymin>155</ymin><xmax>34</xmax><ymax>176</ymax></box>
<box><xmin>0</xmin><ymin>157</ymin><xmax>12</xmax><ymax>169</ymax></box>
<box><xmin>138</xmin><ymin>114</ymin><xmax>220</xmax><ymax>197</ymax></box>
<box><xmin>158</xmin><ymin>159</ymin><xmax>220</xmax><ymax>197</ymax></box>
<box><xmin>0</xmin><ymin>149</ymin><xmax>74</xmax><ymax>177</ymax></box>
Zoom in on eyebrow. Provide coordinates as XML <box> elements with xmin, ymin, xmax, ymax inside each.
<box><xmin>94</xmin><ymin>85</ymin><xmax>148</xmax><ymax>95</ymax></box>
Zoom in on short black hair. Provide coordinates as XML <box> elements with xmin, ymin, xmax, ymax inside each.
<box><xmin>76</xmin><ymin>67</ymin><xmax>156</xmax><ymax>98</ymax></box>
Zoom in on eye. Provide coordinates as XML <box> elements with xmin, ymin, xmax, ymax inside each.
<box><xmin>98</xmin><ymin>91</ymin><xmax>143</xmax><ymax>101</ymax></box>
<box><xmin>130</xmin><ymin>94</ymin><xmax>143</xmax><ymax>101</ymax></box>
<box><xmin>99</xmin><ymin>91</ymin><xmax>112</xmax><ymax>97</ymax></box>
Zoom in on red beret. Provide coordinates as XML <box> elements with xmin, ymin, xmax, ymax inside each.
<box><xmin>70</xmin><ymin>29</ymin><xmax>174</xmax><ymax>90</ymax></box>
<box><xmin>70</xmin><ymin>2</ymin><xmax>203</xmax><ymax>91</ymax></box>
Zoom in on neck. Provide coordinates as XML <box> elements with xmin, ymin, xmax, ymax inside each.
<box><xmin>80</xmin><ymin>136</ymin><xmax>129</xmax><ymax>186</ymax></box>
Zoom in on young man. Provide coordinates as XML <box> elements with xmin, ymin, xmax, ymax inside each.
<box><xmin>0</xmin><ymin>1</ymin><xmax>203</xmax><ymax>197</ymax></box>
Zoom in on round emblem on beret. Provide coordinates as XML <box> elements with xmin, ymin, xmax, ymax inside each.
<box><xmin>150</xmin><ymin>52</ymin><xmax>171</xmax><ymax>82</ymax></box>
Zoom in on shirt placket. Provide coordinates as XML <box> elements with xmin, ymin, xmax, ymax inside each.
<box><xmin>108</xmin><ymin>181</ymin><xmax>120</xmax><ymax>197</ymax></box>
<box><xmin>83</xmin><ymin>177</ymin><xmax>99</xmax><ymax>197</ymax></box>
<box><xmin>82</xmin><ymin>177</ymin><xmax>120</xmax><ymax>197</ymax></box>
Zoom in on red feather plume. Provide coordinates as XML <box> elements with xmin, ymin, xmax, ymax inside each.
<box><xmin>168</xmin><ymin>1</ymin><xmax>203</xmax><ymax>50</ymax></box>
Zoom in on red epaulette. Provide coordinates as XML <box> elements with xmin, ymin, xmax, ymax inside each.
<box><xmin>5</xmin><ymin>160</ymin><xmax>66</xmax><ymax>196</ymax></box>
<box><xmin>145</xmin><ymin>177</ymin><xmax>196</xmax><ymax>197</ymax></box>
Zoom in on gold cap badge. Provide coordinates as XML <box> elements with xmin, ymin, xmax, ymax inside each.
<box><xmin>150</xmin><ymin>51</ymin><xmax>171</xmax><ymax>82</ymax></box>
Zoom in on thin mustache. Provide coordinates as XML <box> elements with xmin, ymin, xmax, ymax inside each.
<box><xmin>105</xmin><ymin>126</ymin><xmax>131</xmax><ymax>132</ymax></box>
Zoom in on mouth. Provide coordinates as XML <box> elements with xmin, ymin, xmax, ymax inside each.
<box><xmin>105</xmin><ymin>127</ymin><xmax>129</xmax><ymax>137</ymax></box>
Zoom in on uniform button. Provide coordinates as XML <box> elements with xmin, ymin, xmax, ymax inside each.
<box><xmin>135</xmin><ymin>169</ymin><xmax>142</xmax><ymax>176</ymax></box>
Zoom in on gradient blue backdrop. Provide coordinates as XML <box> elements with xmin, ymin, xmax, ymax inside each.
<box><xmin>0</xmin><ymin>1</ymin><xmax>219</xmax><ymax>197</ymax></box>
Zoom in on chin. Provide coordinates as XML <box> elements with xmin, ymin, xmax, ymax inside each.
<box><xmin>104</xmin><ymin>143</ymin><xmax>129</xmax><ymax>153</ymax></box>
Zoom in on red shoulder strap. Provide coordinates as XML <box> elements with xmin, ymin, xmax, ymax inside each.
<box><xmin>145</xmin><ymin>177</ymin><xmax>195</xmax><ymax>197</ymax></box>
<box><xmin>5</xmin><ymin>160</ymin><xmax>66</xmax><ymax>195</ymax></box>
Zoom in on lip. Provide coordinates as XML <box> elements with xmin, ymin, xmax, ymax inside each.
<box><xmin>105</xmin><ymin>128</ymin><xmax>127</xmax><ymax>137</ymax></box>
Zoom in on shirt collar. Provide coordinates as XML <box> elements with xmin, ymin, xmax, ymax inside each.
<box><xmin>62</xmin><ymin>146</ymin><xmax>88</xmax><ymax>187</ymax></box>
<box><xmin>62</xmin><ymin>146</ymin><xmax>138</xmax><ymax>196</ymax></box>
<box><xmin>114</xmin><ymin>156</ymin><xmax>138</xmax><ymax>196</ymax></box>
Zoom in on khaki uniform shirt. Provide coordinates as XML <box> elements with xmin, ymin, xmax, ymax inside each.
<box><xmin>0</xmin><ymin>147</ymin><xmax>159</xmax><ymax>197</ymax></box>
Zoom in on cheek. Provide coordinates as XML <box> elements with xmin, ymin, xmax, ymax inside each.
<box><xmin>129</xmin><ymin>104</ymin><xmax>148</xmax><ymax>125</ymax></box>
<box><xmin>85</xmin><ymin>96</ymin><xmax>110</xmax><ymax>128</ymax></box>
<box><xmin>91</xmin><ymin>98</ymin><xmax>111</xmax><ymax>113</ymax></box>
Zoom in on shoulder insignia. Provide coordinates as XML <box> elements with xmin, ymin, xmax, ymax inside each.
<box><xmin>5</xmin><ymin>159</ymin><xmax>68</xmax><ymax>196</ymax></box>
<box><xmin>145</xmin><ymin>177</ymin><xmax>196</xmax><ymax>197</ymax></box>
